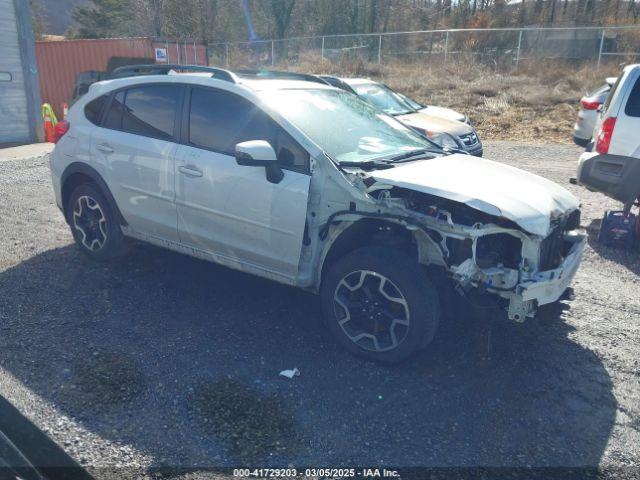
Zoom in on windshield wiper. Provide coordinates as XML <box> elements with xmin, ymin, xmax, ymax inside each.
<box><xmin>390</xmin><ymin>110</ymin><xmax>415</xmax><ymax>116</ymax></box>
<box><xmin>378</xmin><ymin>148</ymin><xmax>441</xmax><ymax>163</ymax></box>
<box><xmin>337</xmin><ymin>159</ymin><xmax>395</xmax><ymax>170</ymax></box>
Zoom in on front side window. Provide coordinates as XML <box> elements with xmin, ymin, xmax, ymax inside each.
<box><xmin>101</xmin><ymin>85</ymin><xmax>180</xmax><ymax>140</ymax></box>
<box><xmin>588</xmin><ymin>83</ymin><xmax>610</xmax><ymax>98</ymax></box>
<box><xmin>188</xmin><ymin>87</ymin><xmax>308</xmax><ymax>170</ymax></box>
<box><xmin>261</xmin><ymin>88</ymin><xmax>432</xmax><ymax>164</ymax></box>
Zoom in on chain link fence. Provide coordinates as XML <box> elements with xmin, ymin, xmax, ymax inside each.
<box><xmin>208</xmin><ymin>26</ymin><xmax>640</xmax><ymax>71</ymax></box>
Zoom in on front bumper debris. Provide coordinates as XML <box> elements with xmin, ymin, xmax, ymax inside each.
<box><xmin>506</xmin><ymin>233</ymin><xmax>587</xmax><ymax>321</ymax></box>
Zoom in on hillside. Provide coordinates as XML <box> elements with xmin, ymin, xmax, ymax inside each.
<box><xmin>39</xmin><ymin>0</ymin><xmax>90</xmax><ymax>35</ymax></box>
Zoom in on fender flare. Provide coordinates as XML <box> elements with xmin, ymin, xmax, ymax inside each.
<box><xmin>60</xmin><ymin>162</ymin><xmax>127</xmax><ymax>226</ymax></box>
<box><xmin>315</xmin><ymin>212</ymin><xmax>446</xmax><ymax>288</ymax></box>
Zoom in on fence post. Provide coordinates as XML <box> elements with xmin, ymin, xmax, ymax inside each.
<box><xmin>321</xmin><ymin>36</ymin><xmax>325</xmax><ymax>60</ymax></box>
<box><xmin>444</xmin><ymin>31</ymin><xmax>449</xmax><ymax>64</ymax></box>
<box><xmin>225</xmin><ymin>43</ymin><xmax>230</xmax><ymax>68</ymax></box>
<box><xmin>515</xmin><ymin>30</ymin><xmax>523</xmax><ymax>69</ymax></box>
<box><xmin>597</xmin><ymin>29</ymin><xmax>605</xmax><ymax>68</ymax></box>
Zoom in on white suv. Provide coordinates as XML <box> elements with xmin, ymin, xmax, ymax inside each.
<box><xmin>578</xmin><ymin>64</ymin><xmax>640</xmax><ymax>213</ymax></box>
<box><xmin>50</xmin><ymin>65</ymin><xmax>586</xmax><ymax>364</ymax></box>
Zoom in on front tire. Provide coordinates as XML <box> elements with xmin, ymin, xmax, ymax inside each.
<box><xmin>67</xmin><ymin>183</ymin><xmax>126</xmax><ymax>261</ymax></box>
<box><xmin>321</xmin><ymin>246</ymin><xmax>440</xmax><ymax>364</ymax></box>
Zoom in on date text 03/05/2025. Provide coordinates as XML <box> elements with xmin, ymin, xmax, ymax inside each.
<box><xmin>233</xmin><ymin>468</ymin><xmax>400</xmax><ymax>478</ymax></box>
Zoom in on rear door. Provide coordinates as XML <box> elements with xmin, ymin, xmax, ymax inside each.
<box><xmin>174</xmin><ymin>86</ymin><xmax>311</xmax><ymax>281</ymax></box>
<box><xmin>90</xmin><ymin>83</ymin><xmax>183</xmax><ymax>242</ymax></box>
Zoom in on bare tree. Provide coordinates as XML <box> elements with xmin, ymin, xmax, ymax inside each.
<box><xmin>368</xmin><ymin>0</ymin><xmax>378</xmax><ymax>33</ymax></box>
<box><xmin>269</xmin><ymin>0</ymin><xmax>296</xmax><ymax>39</ymax></box>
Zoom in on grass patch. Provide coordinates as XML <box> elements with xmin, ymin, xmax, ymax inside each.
<box><xmin>266</xmin><ymin>56</ymin><xmax>620</xmax><ymax>144</ymax></box>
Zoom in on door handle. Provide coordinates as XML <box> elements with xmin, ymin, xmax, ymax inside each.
<box><xmin>96</xmin><ymin>143</ymin><xmax>114</xmax><ymax>153</ymax></box>
<box><xmin>178</xmin><ymin>165</ymin><xmax>203</xmax><ymax>178</ymax></box>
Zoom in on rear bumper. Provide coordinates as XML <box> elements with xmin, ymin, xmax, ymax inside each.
<box><xmin>48</xmin><ymin>149</ymin><xmax>64</xmax><ymax>212</ymax></box>
<box><xmin>573</xmin><ymin>109</ymin><xmax>597</xmax><ymax>143</ymax></box>
<box><xmin>573</xmin><ymin>134</ymin><xmax>590</xmax><ymax>148</ymax></box>
<box><xmin>577</xmin><ymin>151</ymin><xmax>640</xmax><ymax>205</ymax></box>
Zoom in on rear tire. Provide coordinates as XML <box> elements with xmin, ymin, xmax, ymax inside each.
<box><xmin>321</xmin><ymin>246</ymin><xmax>440</xmax><ymax>364</ymax></box>
<box><xmin>67</xmin><ymin>183</ymin><xmax>126</xmax><ymax>261</ymax></box>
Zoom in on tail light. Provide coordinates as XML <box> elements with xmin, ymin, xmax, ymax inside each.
<box><xmin>595</xmin><ymin>117</ymin><xmax>616</xmax><ymax>154</ymax></box>
<box><xmin>580</xmin><ymin>98</ymin><xmax>601</xmax><ymax>110</ymax></box>
<box><xmin>53</xmin><ymin>120</ymin><xmax>70</xmax><ymax>143</ymax></box>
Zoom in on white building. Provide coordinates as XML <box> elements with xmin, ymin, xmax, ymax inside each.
<box><xmin>0</xmin><ymin>0</ymin><xmax>42</xmax><ymax>145</ymax></box>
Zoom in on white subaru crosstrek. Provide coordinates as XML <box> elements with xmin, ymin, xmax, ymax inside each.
<box><xmin>50</xmin><ymin>65</ymin><xmax>586</xmax><ymax>364</ymax></box>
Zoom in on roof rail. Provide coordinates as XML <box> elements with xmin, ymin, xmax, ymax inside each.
<box><xmin>237</xmin><ymin>69</ymin><xmax>329</xmax><ymax>85</ymax></box>
<box><xmin>109</xmin><ymin>64</ymin><xmax>238</xmax><ymax>83</ymax></box>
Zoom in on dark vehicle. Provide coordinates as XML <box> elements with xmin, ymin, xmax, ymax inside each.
<box><xmin>0</xmin><ymin>395</ymin><xmax>91</xmax><ymax>480</ymax></box>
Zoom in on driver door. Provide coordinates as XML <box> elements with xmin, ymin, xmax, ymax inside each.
<box><xmin>174</xmin><ymin>86</ymin><xmax>311</xmax><ymax>282</ymax></box>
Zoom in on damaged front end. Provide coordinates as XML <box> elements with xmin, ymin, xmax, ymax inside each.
<box><xmin>334</xmin><ymin>173</ymin><xmax>586</xmax><ymax>322</ymax></box>
<box><xmin>375</xmin><ymin>184</ymin><xmax>585</xmax><ymax>321</ymax></box>
<box><xmin>304</xmin><ymin>152</ymin><xmax>585</xmax><ymax>322</ymax></box>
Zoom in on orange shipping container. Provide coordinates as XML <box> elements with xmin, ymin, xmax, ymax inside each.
<box><xmin>35</xmin><ymin>37</ymin><xmax>208</xmax><ymax>117</ymax></box>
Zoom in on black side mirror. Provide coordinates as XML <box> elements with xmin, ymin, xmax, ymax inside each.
<box><xmin>235</xmin><ymin>140</ymin><xmax>283</xmax><ymax>184</ymax></box>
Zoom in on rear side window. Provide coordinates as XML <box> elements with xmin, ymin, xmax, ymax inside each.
<box><xmin>103</xmin><ymin>91</ymin><xmax>125</xmax><ymax>130</ymax></box>
<box><xmin>84</xmin><ymin>95</ymin><xmax>108</xmax><ymax>125</ymax></box>
<box><xmin>188</xmin><ymin>88</ymin><xmax>309</xmax><ymax>171</ymax></box>
<box><xmin>603</xmin><ymin>75</ymin><xmax>622</xmax><ymax>113</ymax></box>
<box><xmin>101</xmin><ymin>85</ymin><xmax>181</xmax><ymax>140</ymax></box>
<box><xmin>587</xmin><ymin>83</ymin><xmax>609</xmax><ymax>97</ymax></box>
<box><xmin>624</xmin><ymin>77</ymin><xmax>640</xmax><ymax>117</ymax></box>
<box><xmin>121</xmin><ymin>85</ymin><xmax>180</xmax><ymax>139</ymax></box>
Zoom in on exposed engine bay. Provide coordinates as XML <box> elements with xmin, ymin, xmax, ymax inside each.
<box><xmin>306</xmin><ymin>155</ymin><xmax>587</xmax><ymax>323</ymax></box>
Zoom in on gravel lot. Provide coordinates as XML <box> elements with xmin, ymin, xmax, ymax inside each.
<box><xmin>0</xmin><ymin>141</ymin><xmax>638</xmax><ymax>478</ymax></box>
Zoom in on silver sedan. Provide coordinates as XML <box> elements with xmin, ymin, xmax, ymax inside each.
<box><xmin>573</xmin><ymin>77</ymin><xmax>616</xmax><ymax>148</ymax></box>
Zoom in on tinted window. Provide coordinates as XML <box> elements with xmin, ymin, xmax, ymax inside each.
<box><xmin>121</xmin><ymin>85</ymin><xmax>180</xmax><ymax>139</ymax></box>
<box><xmin>624</xmin><ymin>77</ymin><xmax>640</xmax><ymax>117</ymax></box>
<box><xmin>603</xmin><ymin>75</ymin><xmax>622</xmax><ymax>113</ymax></box>
<box><xmin>85</xmin><ymin>95</ymin><xmax>108</xmax><ymax>125</ymax></box>
<box><xmin>103</xmin><ymin>91</ymin><xmax>125</xmax><ymax>130</ymax></box>
<box><xmin>189</xmin><ymin>88</ymin><xmax>308</xmax><ymax>170</ymax></box>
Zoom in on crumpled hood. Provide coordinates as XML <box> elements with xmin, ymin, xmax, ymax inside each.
<box><xmin>370</xmin><ymin>154</ymin><xmax>580</xmax><ymax>236</ymax></box>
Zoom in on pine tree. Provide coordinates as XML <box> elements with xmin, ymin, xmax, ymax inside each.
<box><xmin>72</xmin><ymin>0</ymin><xmax>135</xmax><ymax>38</ymax></box>
<box><xmin>30</xmin><ymin>0</ymin><xmax>46</xmax><ymax>39</ymax></box>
